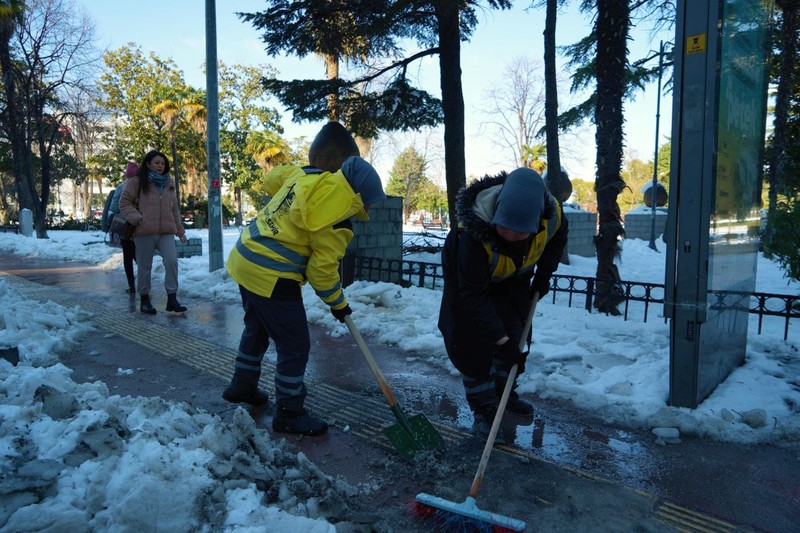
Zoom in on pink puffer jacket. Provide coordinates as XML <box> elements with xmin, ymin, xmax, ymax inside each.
<box><xmin>118</xmin><ymin>176</ymin><xmax>185</xmax><ymax>238</ymax></box>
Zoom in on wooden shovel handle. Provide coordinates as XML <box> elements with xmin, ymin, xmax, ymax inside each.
<box><xmin>344</xmin><ymin>315</ymin><xmax>398</xmax><ymax>407</ymax></box>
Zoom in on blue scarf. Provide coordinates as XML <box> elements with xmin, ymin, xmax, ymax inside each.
<box><xmin>148</xmin><ymin>170</ymin><xmax>169</xmax><ymax>193</ymax></box>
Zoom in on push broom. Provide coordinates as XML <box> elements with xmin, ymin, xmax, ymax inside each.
<box><xmin>412</xmin><ymin>293</ymin><xmax>539</xmax><ymax>532</ymax></box>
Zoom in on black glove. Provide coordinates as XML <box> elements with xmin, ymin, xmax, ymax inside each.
<box><xmin>496</xmin><ymin>340</ymin><xmax>526</xmax><ymax>373</ymax></box>
<box><xmin>530</xmin><ymin>274</ymin><xmax>550</xmax><ymax>300</ymax></box>
<box><xmin>331</xmin><ymin>304</ymin><xmax>352</xmax><ymax>323</ymax></box>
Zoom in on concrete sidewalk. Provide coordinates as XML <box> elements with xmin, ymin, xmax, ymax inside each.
<box><xmin>2</xmin><ymin>251</ymin><xmax>798</xmax><ymax>532</ymax></box>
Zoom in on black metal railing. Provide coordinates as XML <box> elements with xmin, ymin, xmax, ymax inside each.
<box><xmin>344</xmin><ymin>255</ymin><xmax>799</xmax><ymax>340</ymax></box>
<box><xmin>750</xmin><ymin>292</ymin><xmax>800</xmax><ymax>340</ymax></box>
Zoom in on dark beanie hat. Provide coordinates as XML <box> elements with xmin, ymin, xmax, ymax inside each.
<box><xmin>341</xmin><ymin>156</ymin><xmax>386</xmax><ymax>206</ymax></box>
<box><xmin>491</xmin><ymin>168</ymin><xmax>546</xmax><ymax>233</ymax></box>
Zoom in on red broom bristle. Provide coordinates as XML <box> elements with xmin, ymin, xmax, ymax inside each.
<box><xmin>408</xmin><ymin>500</ymin><xmax>522</xmax><ymax>532</ymax></box>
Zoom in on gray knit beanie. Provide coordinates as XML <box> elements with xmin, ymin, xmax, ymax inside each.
<box><xmin>341</xmin><ymin>156</ymin><xmax>386</xmax><ymax>206</ymax></box>
<box><xmin>491</xmin><ymin>168</ymin><xmax>546</xmax><ymax>233</ymax></box>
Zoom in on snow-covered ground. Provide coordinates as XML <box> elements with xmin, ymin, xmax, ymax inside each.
<box><xmin>0</xmin><ymin>227</ymin><xmax>798</xmax><ymax>530</ymax></box>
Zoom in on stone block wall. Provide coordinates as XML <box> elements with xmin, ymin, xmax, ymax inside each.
<box><xmin>563</xmin><ymin>207</ymin><xmax>597</xmax><ymax>257</ymax></box>
<box><xmin>624</xmin><ymin>207</ymin><xmax>668</xmax><ymax>241</ymax></box>
<box><xmin>345</xmin><ymin>196</ymin><xmax>403</xmax><ymax>284</ymax></box>
<box><xmin>175</xmin><ymin>237</ymin><xmax>203</xmax><ymax>258</ymax></box>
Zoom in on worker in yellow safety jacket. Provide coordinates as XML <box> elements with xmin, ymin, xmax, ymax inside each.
<box><xmin>224</xmin><ymin>133</ymin><xmax>385</xmax><ymax>437</ymax></box>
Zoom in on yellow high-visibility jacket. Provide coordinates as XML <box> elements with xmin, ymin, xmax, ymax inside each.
<box><xmin>226</xmin><ymin>165</ymin><xmax>368</xmax><ymax>310</ymax></box>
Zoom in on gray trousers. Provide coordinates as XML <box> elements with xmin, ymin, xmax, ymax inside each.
<box><xmin>134</xmin><ymin>233</ymin><xmax>179</xmax><ymax>296</ymax></box>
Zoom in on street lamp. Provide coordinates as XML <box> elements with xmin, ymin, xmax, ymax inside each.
<box><xmin>649</xmin><ymin>41</ymin><xmax>666</xmax><ymax>252</ymax></box>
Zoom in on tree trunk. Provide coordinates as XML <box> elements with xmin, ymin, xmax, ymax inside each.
<box><xmin>593</xmin><ymin>0</ymin><xmax>629</xmax><ymax>315</ymax></box>
<box><xmin>0</xmin><ymin>20</ymin><xmax>31</xmax><ymax>224</ymax></box>
<box><xmin>32</xmin><ymin>124</ymin><xmax>52</xmax><ymax>238</ymax></box>
<box><xmin>766</xmin><ymin>1</ymin><xmax>798</xmax><ymax>241</ymax></box>
<box><xmin>325</xmin><ymin>54</ymin><xmax>339</xmax><ymax>122</ymax></box>
<box><xmin>544</xmin><ymin>0</ymin><xmax>561</xmax><ymax>180</ymax></box>
<box><xmin>435</xmin><ymin>1</ymin><xmax>466</xmax><ymax>227</ymax></box>
<box><xmin>544</xmin><ymin>0</ymin><xmax>570</xmax><ymax>265</ymax></box>
<box><xmin>235</xmin><ymin>186</ymin><xmax>243</xmax><ymax>226</ymax></box>
<box><xmin>170</xmin><ymin>133</ymin><xmax>181</xmax><ymax>208</ymax></box>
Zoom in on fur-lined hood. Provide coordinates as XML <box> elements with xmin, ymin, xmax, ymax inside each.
<box><xmin>455</xmin><ymin>171</ymin><xmax>556</xmax><ymax>242</ymax></box>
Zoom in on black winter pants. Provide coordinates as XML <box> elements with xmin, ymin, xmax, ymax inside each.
<box><xmin>237</xmin><ymin>286</ymin><xmax>312</xmax><ymax>411</ymax></box>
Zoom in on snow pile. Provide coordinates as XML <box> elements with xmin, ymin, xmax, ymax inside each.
<box><xmin>0</xmin><ymin>363</ymin><xmax>355</xmax><ymax>531</ymax></box>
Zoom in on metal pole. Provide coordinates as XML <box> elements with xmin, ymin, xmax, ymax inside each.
<box><xmin>205</xmin><ymin>0</ymin><xmax>224</xmax><ymax>271</ymax></box>
<box><xmin>649</xmin><ymin>40</ymin><xmax>665</xmax><ymax>252</ymax></box>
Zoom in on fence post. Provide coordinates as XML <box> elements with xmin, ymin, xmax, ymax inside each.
<box><xmin>586</xmin><ymin>278</ymin><xmax>594</xmax><ymax>312</ymax></box>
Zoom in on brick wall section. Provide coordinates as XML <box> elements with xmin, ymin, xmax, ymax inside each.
<box><xmin>623</xmin><ymin>208</ymin><xmax>668</xmax><ymax>241</ymax></box>
<box><xmin>347</xmin><ymin>196</ymin><xmax>403</xmax><ymax>283</ymax></box>
<box><xmin>564</xmin><ymin>208</ymin><xmax>597</xmax><ymax>257</ymax></box>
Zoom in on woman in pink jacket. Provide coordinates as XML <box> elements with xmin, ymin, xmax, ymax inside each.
<box><xmin>119</xmin><ymin>150</ymin><xmax>188</xmax><ymax>315</ymax></box>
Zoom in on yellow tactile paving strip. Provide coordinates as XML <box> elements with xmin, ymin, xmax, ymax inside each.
<box><xmin>2</xmin><ymin>272</ymin><xmax>745</xmax><ymax>533</ymax></box>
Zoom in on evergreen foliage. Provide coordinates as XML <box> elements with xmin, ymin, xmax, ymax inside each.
<box><xmin>763</xmin><ymin>1</ymin><xmax>800</xmax><ymax>284</ymax></box>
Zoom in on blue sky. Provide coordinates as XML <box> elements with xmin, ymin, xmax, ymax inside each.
<box><xmin>76</xmin><ymin>0</ymin><xmax>673</xmax><ymax>183</ymax></box>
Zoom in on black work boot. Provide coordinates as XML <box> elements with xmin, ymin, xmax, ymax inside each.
<box><xmin>222</xmin><ymin>368</ymin><xmax>269</xmax><ymax>406</ymax></box>
<box><xmin>473</xmin><ymin>404</ymin><xmax>505</xmax><ymax>445</ymax></box>
<box><xmin>166</xmin><ymin>293</ymin><xmax>187</xmax><ymax>313</ymax></box>
<box><xmin>506</xmin><ymin>391</ymin><xmax>535</xmax><ymax>417</ymax></box>
<box><xmin>272</xmin><ymin>406</ymin><xmax>328</xmax><ymax>436</ymax></box>
<box><xmin>140</xmin><ymin>294</ymin><xmax>156</xmax><ymax>315</ymax></box>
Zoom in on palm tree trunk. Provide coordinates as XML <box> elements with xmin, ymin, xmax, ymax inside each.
<box><xmin>593</xmin><ymin>0</ymin><xmax>629</xmax><ymax>315</ymax></box>
<box><xmin>170</xmin><ymin>134</ymin><xmax>181</xmax><ymax>208</ymax></box>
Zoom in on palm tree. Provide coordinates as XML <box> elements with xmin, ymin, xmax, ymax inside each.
<box><xmin>245</xmin><ymin>130</ymin><xmax>293</xmax><ymax>172</ymax></box>
<box><xmin>153</xmin><ymin>87</ymin><xmax>207</xmax><ymax>206</ymax></box>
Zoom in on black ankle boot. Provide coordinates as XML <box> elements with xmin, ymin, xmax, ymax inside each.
<box><xmin>473</xmin><ymin>404</ymin><xmax>505</xmax><ymax>445</ymax></box>
<box><xmin>140</xmin><ymin>294</ymin><xmax>156</xmax><ymax>315</ymax></box>
<box><xmin>272</xmin><ymin>406</ymin><xmax>328</xmax><ymax>436</ymax></box>
<box><xmin>166</xmin><ymin>293</ymin><xmax>187</xmax><ymax>313</ymax></box>
<box><xmin>505</xmin><ymin>391</ymin><xmax>535</xmax><ymax>416</ymax></box>
<box><xmin>222</xmin><ymin>383</ymin><xmax>270</xmax><ymax>406</ymax></box>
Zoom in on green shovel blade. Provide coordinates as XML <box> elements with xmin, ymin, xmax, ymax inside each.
<box><xmin>383</xmin><ymin>413</ymin><xmax>446</xmax><ymax>461</ymax></box>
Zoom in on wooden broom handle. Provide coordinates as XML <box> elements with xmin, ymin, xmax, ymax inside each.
<box><xmin>469</xmin><ymin>293</ymin><xmax>539</xmax><ymax>498</ymax></box>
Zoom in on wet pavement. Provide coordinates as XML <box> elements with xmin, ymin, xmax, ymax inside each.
<box><xmin>2</xmin><ymin>251</ymin><xmax>799</xmax><ymax>532</ymax></box>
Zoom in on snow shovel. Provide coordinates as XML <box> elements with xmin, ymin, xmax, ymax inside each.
<box><xmin>412</xmin><ymin>294</ymin><xmax>539</xmax><ymax>531</ymax></box>
<box><xmin>344</xmin><ymin>315</ymin><xmax>445</xmax><ymax>461</ymax></box>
